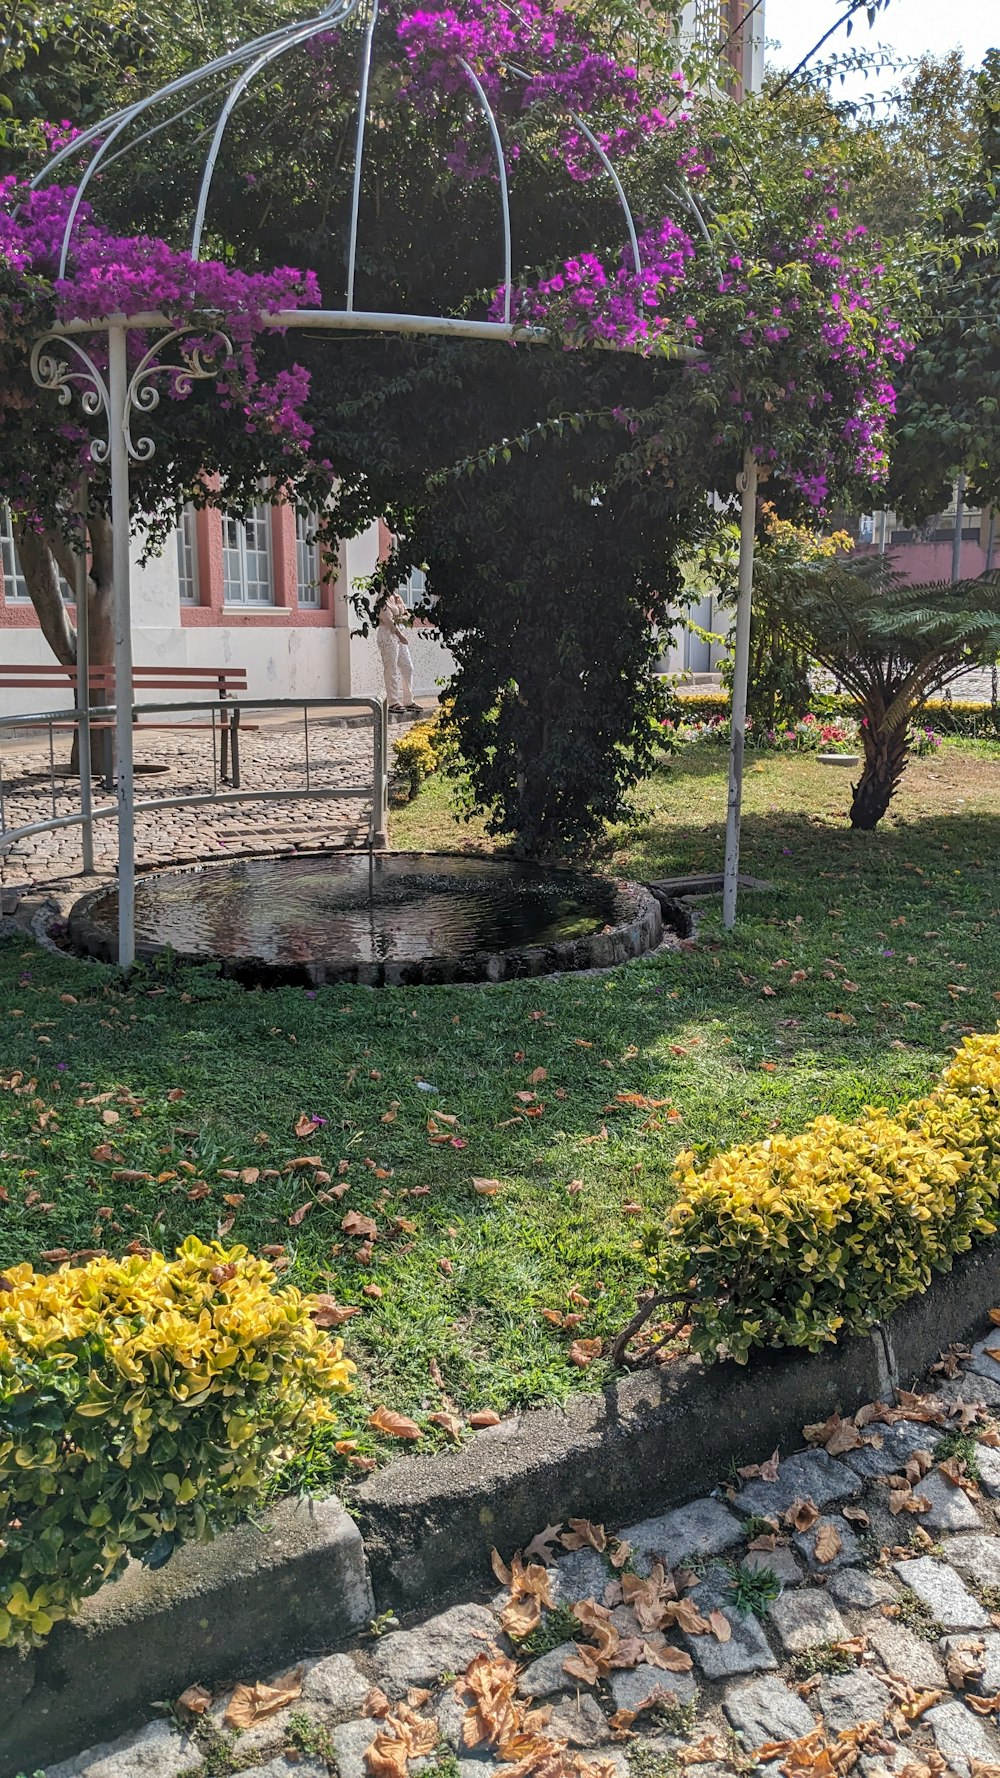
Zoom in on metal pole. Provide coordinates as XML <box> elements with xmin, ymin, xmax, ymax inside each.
<box><xmin>722</xmin><ymin>447</ymin><xmax>758</xmax><ymax>932</ymax></box>
<box><xmin>952</xmin><ymin>473</ymin><xmax>966</xmax><ymax>584</ymax></box>
<box><xmin>76</xmin><ymin>476</ymin><xmax>95</xmax><ymax>873</ymax></box>
<box><xmin>108</xmin><ymin>321</ymin><xmax>136</xmax><ymax>968</ymax></box>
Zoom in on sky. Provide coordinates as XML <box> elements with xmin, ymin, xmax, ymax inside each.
<box><xmin>764</xmin><ymin>0</ymin><xmax>998</xmax><ymax>93</ymax></box>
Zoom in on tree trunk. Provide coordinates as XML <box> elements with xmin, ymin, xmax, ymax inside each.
<box><xmin>14</xmin><ymin>514</ymin><xmax>115</xmax><ymax>776</ymax></box>
<box><xmin>849</xmin><ymin>718</ymin><xmax>910</xmax><ymax>830</ymax></box>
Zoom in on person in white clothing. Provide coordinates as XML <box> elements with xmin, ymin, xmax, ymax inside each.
<box><xmin>376</xmin><ymin>591</ymin><xmax>419</xmax><ymax>715</ymax></box>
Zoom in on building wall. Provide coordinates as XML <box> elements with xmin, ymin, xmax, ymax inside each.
<box><xmin>0</xmin><ymin>505</ymin><xmax>454</xmax><ymax>718</ymax></box>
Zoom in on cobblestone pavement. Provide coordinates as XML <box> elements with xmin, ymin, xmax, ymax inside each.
<box><xmin>0</xmin><ymin>708</ymin><xmax>427</xmax><ymax>898</ymax></box>
<box><xmin>45</xmin><ymin>1312</ymin><xmax>1000</xmax><ymax>1778</ymax></box>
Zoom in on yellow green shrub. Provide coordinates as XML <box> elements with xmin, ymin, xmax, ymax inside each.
<box><xmin>663</xmin><ymin>1033</ymin><xmax>1000</xmax><ymax>1365</ymax></box>
<box><xmin>391</xmin><ymin>712</ymin><xmax>449</xmax><ymax>803</ymax></box>
<box><xmin>0</xmin><ymin>1237</ymin><xmax>353</xmax><ymax>1648</ymax></box>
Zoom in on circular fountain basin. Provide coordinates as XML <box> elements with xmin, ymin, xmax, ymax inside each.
<box><xmin>69</xmin><ymin>852</ymin><xmax>662</xmax><ymax>986</ymax></box>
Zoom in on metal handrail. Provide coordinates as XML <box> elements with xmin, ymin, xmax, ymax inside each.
<box><xmin>0</xmin><ymin>694</ymin><xmax>390</xmax><ymax>863</ymax></box>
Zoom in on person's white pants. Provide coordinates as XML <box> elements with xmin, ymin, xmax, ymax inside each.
<box><xmin>376</xmin><ymin>628</ymin><xmax>414</xmax><ymax>706</ymax></box>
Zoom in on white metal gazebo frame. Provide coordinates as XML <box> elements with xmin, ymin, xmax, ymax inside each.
<box><xmin>22</xmin><ymin>0</ymin><xmax>757</xmax><ymax>968</ymax></box>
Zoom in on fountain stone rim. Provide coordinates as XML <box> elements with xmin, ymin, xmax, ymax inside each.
<box><xmin>67</xmin><ymin>848</ymin><xmax>664</xmax><ymax>987</ymax></box>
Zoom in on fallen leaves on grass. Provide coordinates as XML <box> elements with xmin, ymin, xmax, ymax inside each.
<box><xmin>568</xmin><ymin>1339</ymin><xmax>603</xmax><ymax>1368</ymax></box>
<box><xmin>473</xmin><ymin>1178</ymin><xmax>504</xmax><ymax>1196</ymax></box>
<box><xmin>370</xmin><ymin>1406</ymin><xmax>422</xmax><ymax>1441</ymax></box>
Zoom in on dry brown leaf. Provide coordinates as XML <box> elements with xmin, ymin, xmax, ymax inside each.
<box><xmin>825</xmin><ymin>1422</ymin><xmax>863</xmax><ymax>1456</ymax></box>
<box><xmin>177</xmin><ymin>1683</ymin><xmax>211</xmax><ymax>1715</ymax></box>
<box><xmin>568</xmin><ymin>1339</ymin><xmax>603</xmax><ymax>1368</ymax></box>
<box><xmin>842</xmin><ymin>1506</ymin><xmax>869</xmax><ymax>1526</ymax></box>
<box><xmin>428</xmin><ymin>1411</ymin><xmax>464</xmax><ymax>1440</ymax></box>
<box><xmin>814</xmin><ymin>1522</ymin><xmax>843</xmax><ymax>1565</ymax></box>
<box><xmin>528</xmin><ymin>1068</ymin><xmax>548</xmax><ymax>1085</ymax></box>
<box><xmin>665</xmin><ymin>1598</ymin><xmax>712</xmax><ymax>1636</ymax></box>
<box><xmin>407</xmin><ymin>1688</ymin><xmax>433</xmax><ymax>1708</ymax></box>
<box><xmin>785</xmin><ymin>1498</ymin><xmax>820</xmax><ymax>1533</ymax></box>
<box><xmin>502</xmin><ymin>1595</ymin><xmax>542</xmax><ymax>1639</ymax></box>
<box><xmin>945</xmin><ymin>1643</ymin><xmax>985</xmax><ymax>1691</ymax></box>
<box><xmin>370</xmin><ymin>1406</ymin><xmax>422</xmax><ymax>1441</ymax></box>
<box><xmin>522</xmin><ymin>1525</ymin><xmax>564</xmax><ymax>1566</ymax></box>
<box><xmin>310</xmin><ymin>1295</ymin><xmax>361</xmax><ymax>1327</ymax></box>
<box><xmin>223</xmin><ymin>1667</ymin><xmax>304</xmax><ymax>1729</ymax></box>
<box><xmin>676</xmin><ymin>1734</ymin><xmax>728</xmax><ymax>1766</ymax></box>
<box><xmin>708</xmin><ymin>1609</ymin><xmax>732</xmax><ymax>1643</ymax></box>
<box><xmin>609</xmin><ymin>1539</ymin><xmax>632</xmax><ymax>1570</ymax></box>
<box><xmin>561</xmin><ymin>1518</ymin><xmax>607</xmax><ymax>1553</ymax></box>
<box><xmin>472</xmin><ymin>1178</ymin><xmax>504</xmax><ymax>1196</ymax></box>
<box><xmin>364</xmin><ymin>1688</ymin><xmax>391</xmax><ymax>1719</ymax></box>
<box><xmin>969</xmin><ymin>1761</ymin><xmax>1000</xmax><ymax>1778</ymax></box>
<box><xmin>343</xmin><ymin>1210</ymin><xmax>378</xmax><ymax>1239</ymax></box>
<box><xmin>294</xmin><ymin>1113</ymin><xmax>322</xmax><ymax>1138</ymax></box>
<box><xmin>967</xmin><ymin>1697</ymin><xmax>1000</xmax><ymax>1717</ymax></box>
<box><xmin>468</xmin><ymin>1409</ymin><xmax>501</xmax><ymax>1428</ymax></box>
<box><xmin>760</xmin><ymin>1448</ymin><xmax>781</xmax><ymax>1482</ymax></box>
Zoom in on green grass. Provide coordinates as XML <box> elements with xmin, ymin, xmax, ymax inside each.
<box><xmin>2</xmin><ymin>743</ymin><xmax>1000</xmax><ymax>1492</ymax></box>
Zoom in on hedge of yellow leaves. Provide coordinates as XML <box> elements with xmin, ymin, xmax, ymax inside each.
<box><xmin>665</xmin><ymin>1032</ymin><xmax>1000</xmax><ymax>1365</ymax></box>
<box><xmin>0</xmin><ymin>1236</ymin><xmax>353</xmax><ymax>1648</ymax></box>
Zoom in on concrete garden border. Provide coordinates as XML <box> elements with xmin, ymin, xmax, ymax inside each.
<box><xmin>4</xmin><ymin>1236</ymin><xmax>1000</xmax><ymax>1776</ymax></box>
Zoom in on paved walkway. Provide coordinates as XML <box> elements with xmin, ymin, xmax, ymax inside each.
<box><xmin>47</xmin><ymin>1311</ymin><xmax>1000</xmax><ymax>1778</ymax></box>
<box><xmin>0</xmin><ymin>707</ymin><xmax>428</xmax><ymax>899</ymax></box>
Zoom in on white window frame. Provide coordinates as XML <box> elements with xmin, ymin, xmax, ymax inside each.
<box><xmin>1</xmin><ymin>503</ymin><xmax>30</xmax><ymax>601</ymax></box>
<box><xmin>295</xmin><ymin>511</ymin><xmax>322</xmax><ymax>607</ymax></box>
<box><xmin>222</xmin><ymin>504</ymin><xmax>274</xmax><ymax>606</ymax></box>
<box><xmin>399</xmin><ymin>566</ymin><xmax>430</xmax><ymax>612</ymax></box>
<box><xmin>176</xmin><ymin>505</ymin><xmax>200</xmax><ymax>605</ymax></box>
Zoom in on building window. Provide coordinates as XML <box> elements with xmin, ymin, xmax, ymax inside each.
<box><xmin>0</xmin><ymin>504</ymin><xmax>30</xmax><ymax>601</ymax></box>
<box><xmin>222</xmin><ymin>505</ymin><xmax>273</xmax><ymax>605</ymax></box>
<box><xmin>296</xmin><ymin>511</ymin><xmax>322</xmax><ymax>606</ymax></box>
<box><xmin>176</xmin><ymin>506</ymin><xmax>199</xmax><ymax>604</ymax></box>
<box><xmin>1</xmin><ymin>504</ymin><xmax>73</xmax><ymax>602</ymax></box>
<box><xmin>400</xmin><ymin>566</ymin><xmax>428</xmax><ymax>611</ymax></box>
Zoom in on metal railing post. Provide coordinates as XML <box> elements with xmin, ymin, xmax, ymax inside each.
<box><xmin>372</xmin><ymin>697</ymin><xmax>388</xmax><ymax>848</ymax></box>
<box><xmin>109</xmin><ymin>319</ymin><xmax>137</xmax><ymax>969</ymax></box>
<box><xmin>722</xmin><ymin>448</ymin><xmax>758</xmax><ymax>931</ymax></box>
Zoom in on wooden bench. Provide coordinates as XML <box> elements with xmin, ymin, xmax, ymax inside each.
<box><xmin>0</xmin><ymin>664</ymin><xmax>249</xmax><ymax>787</ymax></box>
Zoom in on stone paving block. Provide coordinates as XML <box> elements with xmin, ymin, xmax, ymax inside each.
<box><xmin>827</xmin><ymin>1568</ymin><xmax>898</xmax><ymax>1610</ymax></box>
<box><xmin>734</xmin><ymin>1452</ymin><xmax>862</xmax><ymax>1519</ymax></box>
<box><xmin>815</xmin><ymin>1670</ymin><xmax>892</xmax><ymax>1733</ymax></box>
<box><xmin>608</xmin><ymin>1663</ymin><xmax>698</xmax><ymax>1712</ymax></box>
<box><xmin>516</xmin><ymin>1642</ymin><xmax>578</xmax><ymax>1699</ymax></box>
<box><xmin>301</xmin><ymin>1650</ymin><xmax>371</xmax><ymax>1716</ymax></box>
<box><xmin>742</xmin><ymin>1546</ymin><xmax>804</xmax><ymax>1588</ymax></box>
<box><xmin>375</xmin><ymin>1603</ymin><xmax>502</xmax><ymax>1695</ymax></box>
<box><xmin>968</xmin><ymin>1338</ymin><xmax>1000</xmax><ymax>1390</ymax></box>
<box><xmin>927</xmin><ymin>1699</ymin><xmax>1000</xmax><ymax>1776</ymax></box>
<box><xmin>792</xmin><ymin>1516</ymin><xmax>864</xmax><ymax>1573</ymax></box>
<box><xmin>975</xmin><ymin>1445</ymin><xmax>1000</xmax><ymax>1498</ymax></box>
<box><xmin>329</xmin><ymin>1716</ymin><xmax>379</xmax><ymax>1778</ymax></box>
<box><xmin>942</xmin><ymin>1534</ymin><xmax>1000</xmax><ymax>1590</ymax></box>
<box><xmin>550</xmin><ymin>1547</ymin><xmax>610</xmax><ymax>1605</ymax></box>
<box><xmin>914</xmin><ymin>1467</ymin><xmax>984</xmax><ymax>1532</ymax></box>
<box><xmin>723</xmin><ymin>1676</ymin><xmax>816</xmax><ymax>1748</ymax></box>
<box><xmin>865</xmin><ymin>1620</ymin><xmax>947</xmax><ymax>1690</ymax></box>
<box><xmin>893</xmin><ymin>1556</ymin><xmax>990</xmax><ymax>1629</ymax></box>
<box><xmin>682</xmin><ymin>1565</ymin><xmax>778</xmax><ymax>1680</ymax></box>
<box><xmin>935</xmin><ymin>1375</ymin><xmax>1000</xmax><ymax>1410</ymax></box>
<box><xmin>767</xmin><ymin>1589</ymin><xmax>849</xmax><ymax>1654</ymax></box>
<box><xmin>843</xmin><ymin>1422</ymin><xmax>941</xmax><ymax>1481</ymax></box>
<box><xmin>618</xmin><ymin>1499</ymin><xmax>743</xmax><ymax>1578</ymax></box>
<box><xmin>45</xmin><ymin>1722</ymin><xmax>204</xmax><ymax>1778</ymax></box>
<box><xmin>941</xmin><ymin>1634</ymin><xmax>1000</xmax><ymax>1698</ymax></box>
<box><xmin>547</xmin><ymin>1693</ymin><xmax>614</xmax><ymax>1747</ymax></box>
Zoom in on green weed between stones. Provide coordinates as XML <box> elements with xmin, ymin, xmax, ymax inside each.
<box><xmin>515</xmin><ymin>1605</ymin><xmax>583</xmax><ymax>1657</ymax></box>
<box><xmin>934</xmin><ymin>1429</ymin><xmax>983</xmax><ymax>1483</ymax></box>
<box><xmin>789</xmin><ymin>1642</ymin><xmax>861</xmax><ymax>1680</ymax></box>
<box><xmin>724</xmin><ymin>1563</ymin><xmax>781</xmax><ymax>1618</ymax></box>
<box><xmin>887</xmin><ymin>1592</ymin><xmax>944</xmax><ymax>1642</ymax></box>
<box><xmin>287</xmin><ymin>1710</ymin><xmax>339</xmax><ymax>1764</ymax></box>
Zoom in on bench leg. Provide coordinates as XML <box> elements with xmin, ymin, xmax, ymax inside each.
<box><xmin>230</xmin><ymin>709</ymin><xmax>241</xmax><ymax>789</ymax></box>
<box><xmin>220</xmin><ymin>709</ymin><xmax>230</xmax><ymax>784</ymax></box>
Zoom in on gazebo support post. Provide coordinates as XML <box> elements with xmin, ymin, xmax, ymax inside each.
<box><xmin>722</xmin><ymin>446</ymin><xmax>757</xmax><ymax>931</ymax></box>
<box><xmin>75</xmin><ymin>474</ymin><xmax>96</xmax><ymax>874</ymax></box>
<box><xmin>108</xmin><ymin>319</ymin><xmax>137</xmax><ymax>968</ymax></box>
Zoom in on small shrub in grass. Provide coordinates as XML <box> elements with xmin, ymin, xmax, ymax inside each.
<box><xmin>0</xmin><ymin>1237</ymin><xmax>354</xmax><ymax>1648</ymax></box>
<box><xmin>658</xmin><ymin>1033</ymin><xmax>1000</xmax><ymax>1366</ymax></box>
<box><xmin>390</xmin><ymin>709</ymin><xmax>452</xmax><ymax>804</ymax></box>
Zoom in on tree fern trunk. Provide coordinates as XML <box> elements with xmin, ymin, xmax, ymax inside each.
<box><xmin>849</xmin><ymin>720</ymin><xmax>909</xmax><ymax>830</ymax></box>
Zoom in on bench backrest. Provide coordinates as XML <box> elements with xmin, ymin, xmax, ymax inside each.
<box><xmin>0</xmin><ymin>665</ymin><xmax>248</xmax><ymax>694</ymax></box>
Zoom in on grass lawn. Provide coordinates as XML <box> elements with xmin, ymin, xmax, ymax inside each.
<box><xmin>2</xmin><ymin>738</ymin><xmax>999</xmax><ymax>1488</ymax></box>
